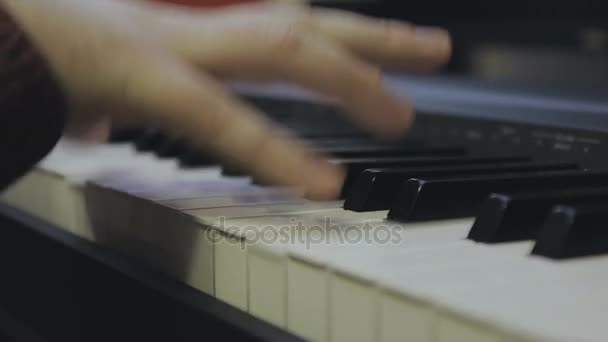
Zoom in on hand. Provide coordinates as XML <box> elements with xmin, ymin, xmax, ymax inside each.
<box><xmin>2</xmin><ymin>0</ymin><xmax>451</xmax><ymax>200</ymax></box>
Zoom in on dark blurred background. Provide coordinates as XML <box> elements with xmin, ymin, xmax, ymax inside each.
<box><xmin>312</xmin><ymin>0</ymin><xmax>608</xmax><ymax>87</ymax></box>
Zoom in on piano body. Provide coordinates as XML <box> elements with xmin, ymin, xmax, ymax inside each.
<box><xmin>2</xmin><ymin>73</ymin><xmax>608</xmax><ymax>342</ymax></box>
<box><xmin>4</xmin><ymin>0</ymin><xmax>608</xmax><ymax>340</ymax></box>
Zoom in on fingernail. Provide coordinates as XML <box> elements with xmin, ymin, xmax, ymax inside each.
<box><xmin>415</xmin><ymin>26</ymin><xmax>449</xmax><ymax>42</ymax></box>
<box><xmin>414</xmin><ymin>26</ymin><xmax>452</xmax><ymax>60</ymax></box>
<box><xmin>306</xmin><ymin>160</ymin><xmax>345</xmax><ymax>200</ymax></box>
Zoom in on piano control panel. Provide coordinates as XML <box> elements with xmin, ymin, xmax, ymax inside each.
<box><xmin>409</xmin><ymin>112</ymin><xmax>608</xmax><ymax>169</ymax></box>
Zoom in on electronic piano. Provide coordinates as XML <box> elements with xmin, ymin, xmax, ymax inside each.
<box><xmin>3</xmin><ymin>74</ymin><xmax>608</xmax><ymax>342</ymax></box>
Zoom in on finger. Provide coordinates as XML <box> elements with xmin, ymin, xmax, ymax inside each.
<box><xmin>164</xmin><ymin>23</ymin><xmax>415</xmax><ymax>138</ymax></box>
<box><xmin>149</xmin><ymin>2</ymin><xmax>450</xmax><ymax>72</ymax></box>
<box><xmin>117</xmin><ymin>51</ymin><xmax>345</xmax><ymax>200</ymax></box>
<box><xmin>308</xmin><ymin>8</ymin><xmax>452</xmax><ymax>71</ymax></box>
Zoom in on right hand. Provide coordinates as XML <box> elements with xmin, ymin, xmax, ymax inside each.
<box><xmin>2</xmin><ymin>0</ymin><xmax>451</xmax><ymax>200</ymax></box>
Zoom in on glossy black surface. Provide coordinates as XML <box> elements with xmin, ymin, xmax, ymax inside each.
<box><xmin>108</xmin><ymin>126</ymin><xmax>146</xmax><ymax>143</ymax></box>
<box><xmin>178</xmin><ymin>147</ymin><xmax>219</xmax><ymax>168</ymax></box>
<box><xmin>155</xmin><ymin>137</ymin><xmax>188</xmax><ymax>159</ymax></box>
<box><xmin>344</xmin><ymin>161</ymin><xmax>579</xmax><ymax>212</ymax></box>
<box><xmin>134</xmin><ymin>129</ymin><xmax>166</xmax><ymax>152</ymax></box>
<box><xmin>532</xmin><ymin>202</ymin><xmax>608</xmax><ymax>259</ymax></box>
<box><xmin>317</xmin><ymin>145</ymin><xmax>466</xmax><ymax>159</ymax></box>
<box><xmin>469</xmin><ymin>187</ymin><xmax>608</xmax><ymax>243</ymax></box>
<box><xmin>340</xmin><ymin>155</ymin><xmax>530</xmax><ymax>197</ymax></box>
<box><xmin>387</xmin><ymin>170</ymin><xmax>608</xmax><ymax>222</ymax></box>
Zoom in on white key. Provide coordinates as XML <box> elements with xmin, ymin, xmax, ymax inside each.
<box><xmin>3</xmin><ymin>140</ymin><xmax>157</xmax><ymax>237</ymax></box>
<box><xmin>186</xmin><ymin>201</ymin><xmax>344</xmax><ymax>227</ymax></box>
<box><xmin>204</xmin><ymin>206</ymin><xmax>363</xmax><ymax>315</ymax></box>
<box><xmin>82</xmin><ymin>175</ymin><xmax>270</xmax><ymax>298</ymax></box>
<box><xmin>374</xmin><ymin>252</ymin><xmax>543</xmax><ymax>342</ymax></box>
<box><xmin>83</xmin><ymin>164</ymin><xmax>316</xmax><ymax>301</ymax></box>
<box><xmin>158</xmin><ymin>189</ymin><xmax>305</xmax><ymax>210</ymax></box>
<box><xmin>284</xmin><ymin>217</ymin><xmax>474</xmax><ymax>342</ymax></box>
<box><xmin>208</xmin><ymin>209</ymin><xmax>390</xmax><ymax>331</ymax></box>
<box><xmin>431</xmin><ymin>255</ymin><xmax>608</xmax><ymax>342</ymax></box>
<box><xmin>228</xmin><ymin>212</ymin><xmax>504</xmax><ymax>342</ymax></box>
<box><xmin>323</xmin><ymin>235</ymin><xmax>533</xmax><ymax>342</ymax></box>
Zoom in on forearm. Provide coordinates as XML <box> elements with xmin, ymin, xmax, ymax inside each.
<box><xmin>0</xmin><ymin>3</ymin><xmax>67</xmax><ymax>191</ymax></box>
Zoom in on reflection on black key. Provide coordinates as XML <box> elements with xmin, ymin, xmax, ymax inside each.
<box><xmin>340</xmin><ymin>155</ymin><xmax>530</xmax><ymax>197</ymax></box>
<box><xmin>531</xmin><ymin>203</ymin><xmax>608</xmax><ymax>259</ymax></box>
<box><xmin>309</xmin><ymin>138</ymin><xmax>426</xmax><ymax>149</ymax></box>
<box><xmin>469</xmin><ymin>187</ymin><xmax>608</xmax><ymax>243</ymax></box>
<box><xmin>319</xmin><ymin>146</ymin><xmax>466</xmax><ymax>159</ymax></box>
<box><xmin>305</xmin><ymin>138</ymin><xmax>376</xmax><ymax>148</ymax></box>
<box><xmin>387</xmin><ymin>170</ymin><xmax>608</xmax><ymax>222</ymax></box>
<box><xmin>345</xmin><ymin>162</ymin><xmax>579</xmax><ymax>212</ymax></box>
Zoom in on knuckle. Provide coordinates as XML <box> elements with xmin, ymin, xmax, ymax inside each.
<box><xmin>270</xmin><ymin>22</ymin><xmax>306</xmax><ymax>56</ymax></box>
<box><xmin>246</xmin><ymin>21</ymin><xmax>306</xmax><ymax>65</ymax></box>
<box><xmin>270</xmin><ymin>9</ymin><xmax>313</xmax><ymax>52</ymax></box>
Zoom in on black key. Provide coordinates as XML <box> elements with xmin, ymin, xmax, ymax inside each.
<box><xmin>108</xmin><ymin>126</ymin><xmax>146</xmax><ymax>143</ymax></box>
<box><xmin>245</xmin><ymin>155</ymin><xmax>529</xmax><ymax>188</ymax></box>
<box><xmin>297</xmin><ymin>131</ymin><xmax>369</xmax><ymax>139</ymax></box>
<box><xmin>304</xmin><ymin>137</ymin><xmax>378</xmax><ymax>148</ymax></box>
<box><xmin>344</xmin><ymin>161</ymin><xmax>580</xmax><ymax>212</ymax></box>
<box><xmin>318</xmin><ymin>145</ymin><xmax>466</xmax><ymax>159</ymax></box>
<box><xmin>155</xmin><ymin>137</ymin><xmax>187</xmax><ymax>158</ymax></box>
<box><xmin>134</xmin><ymin>129</ymin><xmax>166</xmax><ymax>152</ymax></box>
<box><xmin>468</xmin><ymin>187</ymin><xmax>608</xmax><ymax>243</ymax></box>
<box><xmin>339</xmin><ymin>155</ymin><xmax>531</xmax><ymax>197</ymax></box>
<box><xmin>178</xmin><ymin>147</ymin><xmax>218</xmax><ymax>168</ymax></box>
<box><xmin>222</xmin><ymin>163</ymin><xmax>246</xmax><ymax>177</ymax></box>
<box><xmin>307</xmin><ymin>145</ymin><xmax>468</xmax><ymax>185</ymax></box>
<box><xmin>531</xmin><ymin>202</ymin><xmax>608</xmax><ymax>259</ymax></box>
<box><xmin>308</xmin><ymin>137</ymin><xmax>426</xmax><ymax>149</ymax></box>
<box><xmin>387</xmin><ymin>170</ymin><xmax>608</xmax><ymax>222</ymax></box>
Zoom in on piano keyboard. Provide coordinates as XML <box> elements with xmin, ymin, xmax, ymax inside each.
<box><xmin>3</xmin><ymin>80</ymin><xmax>608</xmax><ymax>342</ymax></box>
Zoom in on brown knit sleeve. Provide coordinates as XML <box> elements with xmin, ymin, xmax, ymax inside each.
<box><xmin>0</xmin><ymin>7</ymin><xmax>67</xmax><ymax>191</ymax></box>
